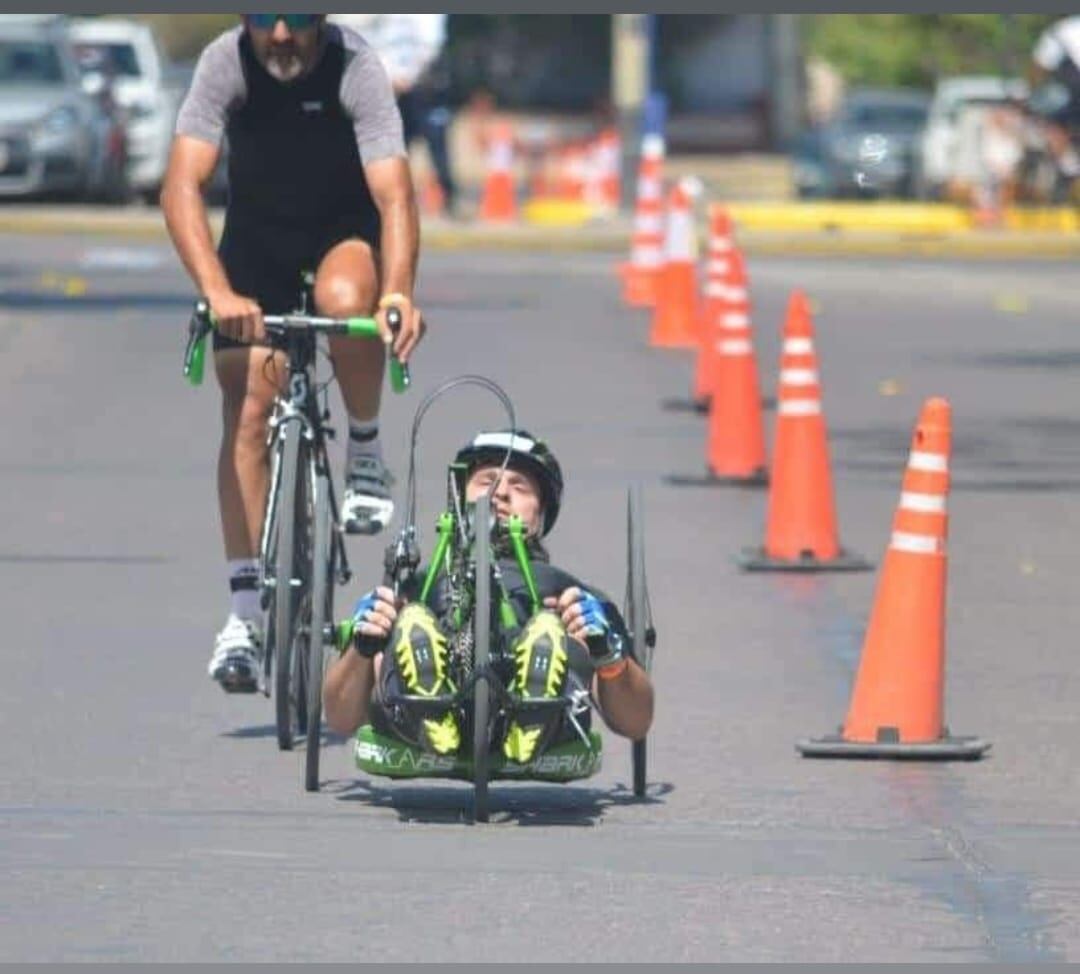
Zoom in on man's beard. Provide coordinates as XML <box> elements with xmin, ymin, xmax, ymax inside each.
<box><xmin>264</xmin><ymin>48</ymin><xmax>304</xmax><ymax>81</ymax></box>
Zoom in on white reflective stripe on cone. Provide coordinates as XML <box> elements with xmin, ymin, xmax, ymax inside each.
<box><xmin>707</xmin><ymin>259</ymin><xmax>731</xmax><ymax>274</ymax></box>
<box><xmin>778</xmin><ymin>399</ymin><xmax>821</xmax><ymax>416</ymax></box>
<box><xmin>780</xmin><ymin>368</ymin><xmax>818</xmax><ymax>386</ymax></box>
<box><xmin>721</xmin><ymin>313</ymin><xmax>749</xmax><ymax>329</ymax></box>
<box><xmin>635</xmin><ymin>214</ymin><xmax>664</xmax><ymax>234</ymax></box>
<box><xmin>890</xmin><ymin>531</ymin><xmax>943</xmax><ymax>554</ymax></box>
<box><xmin>704</xmin><ymin>282</ymin><xmax>728</xmax><ymax>298</ymax></box>
<box><xmin>783</xmin><ymin>338</ymin><xmax>814</xmax><ymax>354</ymax></box>
<box><xmin>641</xmin><ymin>134</ymin><xmax>665</xmax><ymax>158</ymax></box>
<box><xmin>718</xmin><ymin>339</ymin><xmax>752</xmax><ymax>355</ymax></box>
<box><xmin>900</xmin><ymin>492</ymin><xmax>947</xmax><ymax>514</ymax></box>
<box><xmin>909</xmin><ymin>451</ymin><xmax>949</xmax><ymax>473</ymax></box>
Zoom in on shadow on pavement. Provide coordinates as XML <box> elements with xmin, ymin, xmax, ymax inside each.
<box><xmin>0</xmin><ymin>291</ymin><xmax>192</xmax><ymax>311</ymax></box>
<box><xmin>325</xmin><ymin>776</ymin><xmax>673</xmax><ymax>827</ymax></box>
<box><xmin>834</xmin><ymin>416</ymin><xmax>1080</xmax><ymax>493</ymax></box>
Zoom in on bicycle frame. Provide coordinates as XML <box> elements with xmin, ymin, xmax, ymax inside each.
<box><xmin>258</xmin><ymin>327</ymin><xmax>351</xmax><ymax>647</ymax></box>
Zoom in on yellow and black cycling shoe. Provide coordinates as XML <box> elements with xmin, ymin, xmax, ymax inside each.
<box><xmin>503</xmin><ymin>611</ymin><xmax>569</xmax><ymax>764</ymax></box>
<box><xmin>391</xmin><ymin>604</ymin><xmax>460</xmax><ymax>755</ymax></box>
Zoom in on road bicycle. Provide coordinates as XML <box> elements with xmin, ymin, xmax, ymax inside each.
<box><xmin>182</xmin><ymin>280</ymin><xmax>410</xmax><ymax>791</ymax></box>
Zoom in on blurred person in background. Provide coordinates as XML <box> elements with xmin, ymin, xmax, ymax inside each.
<box><xmin>332</xmin><ymin>14</ymin><xmax>457</xmax><ymax>217</ymax></box>
<box><xmin>1029</xmin><ymin>15</ymin><xmax>1080</xmax><ymax>194</ymax></box>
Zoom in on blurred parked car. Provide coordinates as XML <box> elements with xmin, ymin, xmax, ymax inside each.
<box><xmin>914</xmin><ymin>75</ymin><xmax>1028</xmax><ymax>200</ymax></box>
<box><xmin>0</xmin><ymin>16</ymin><xmax>127</xmax><ymax>201</ymax></box>
<box><xmin>69</xmin><ymin>17</ymin><xmax>178</xmax><ymax>204</ymax></box>
<box><xmin>794</xmin><ymin>87</ymin><xmax>930</xmax><ymax>199</ymax></box>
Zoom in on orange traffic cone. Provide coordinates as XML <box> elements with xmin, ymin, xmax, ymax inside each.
<box><xmin>665</xmin><ymin>247</ymin><xmax>767</xmax><ymax>488</ymax></box>
<box><xmin>649</xmin><ymin>178</ymin><xmax>700</xmax><ymax>349</ymax></box>
<box><xmin>798</xmin><ymin>398</ymin><xmax>990</xmax><ymax>759</ymax></box>
<box><xmin>692</xmin><ymin>209</ymin><xmax>739</xmax><ymax>405</ymax></box>
<box><xmin>479</xmin><ymin>121</ymin><xmax>517</xmax><ymax>223</ymax></box>
<box><xmin>587</xmin><ymin>127</ymin><xmax>621</xmax><ymax>213</ymax></box>
<box><xmin>739</xmin><ymin>290</ymin><xmax>870</xmax><ymax>570</ymax></box>
<box><xmin>619</xmin><ymin>133</ymin><xmax>665</xmax><ymax>307</ymax></box>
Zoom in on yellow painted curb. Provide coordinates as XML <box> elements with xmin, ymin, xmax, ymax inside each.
<box><xmin>725</xmin><ymin>202</ymin><xmax>973</xmax><ymax>233</ymax></box>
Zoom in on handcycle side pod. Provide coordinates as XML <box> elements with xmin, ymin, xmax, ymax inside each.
<box><xmin>338</xmin><ymin>375</ymin><xmax>658</xmax><ymax>822</ymax></box>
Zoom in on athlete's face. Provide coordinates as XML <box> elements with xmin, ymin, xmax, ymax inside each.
<box><xmin>466</xmin><ymin>463</ymin><xmax>543</xmax><ymax>538</ymax></box>
<box><xmin>244</xmin><ymin>15</ymin><xmax>324</xmax><ymax>82</ymax></box>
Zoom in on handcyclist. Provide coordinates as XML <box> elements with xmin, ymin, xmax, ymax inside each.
<box><xmin>323</xmin><ymin>429</ymin><xmax>655</xmax><ymax>765</ymax></box>
<box><xmin>161</xmin><ymin>14</ymin><xmax>425</xmax><ymax>693</ymax></box>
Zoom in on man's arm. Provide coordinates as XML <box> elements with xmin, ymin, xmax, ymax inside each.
<box><xmin>365</xmin><ymin>155</ymin><xmax>422</xmax><ymax>362</ymax></box>
<box><xmin>547</xmin><ymin>586</ymin><xmax>655</xmax><ymax>741</ymax></box>
<box><xmin>160</xmin><ymin>136</ymin><xmax>264</xmax><ymax>343</ymax></box>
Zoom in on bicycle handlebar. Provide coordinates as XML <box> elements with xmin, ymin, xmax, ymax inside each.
<box><xmin>183</xmin><ymin>300</ymin><xmax>411</xmax><ymax>393</ymax></box>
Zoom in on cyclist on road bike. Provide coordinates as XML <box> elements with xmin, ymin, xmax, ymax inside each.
<box><xmin>161</xmin><ymin>14</ymin><xmax>424</xmax><ymax>693</ymax></box>
<box><xmin>323</xmin><ymin>429</ymin><xmax>655</xmax><ymax>766</ymax></box>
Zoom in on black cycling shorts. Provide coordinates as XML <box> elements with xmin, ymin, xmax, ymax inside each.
<box><xmin>213</xmin><ymin>212</ymin><xmax>380</xmax><ymax>353</ymax></box>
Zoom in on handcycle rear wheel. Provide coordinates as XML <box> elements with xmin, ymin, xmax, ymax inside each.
<box><xmin>304</xmin><ymin>470</ymin><xmax>334</xmax><ymax>792</ymax></box>
<box><xmin>273</xmin><ymin>424</ymin><xmax>311</xmax><ymax>751</ymax></box>
<box><xmin>472</xmin><ymin>494</ymin><xmax>492</xmax><ymax>823</ymax></box>
<box><xmin>626</xmin><ymin>483</ymin><xmax>653</xmax><ymax>798</ymax></box>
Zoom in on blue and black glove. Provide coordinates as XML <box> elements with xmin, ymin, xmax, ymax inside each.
<box><xmin>578</xmin><ymin>590</ymin><xmax>625</xmax><ymax>670</ymax></box>
<box><xmin>350</xmin><ymin>589</ymin><xmax>386</xmax><ymax>659</ymax></box>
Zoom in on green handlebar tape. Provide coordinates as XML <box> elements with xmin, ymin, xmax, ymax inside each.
<box><xmin>345</xmin><ymin>317</ymin><xmax>379</xmax><ymax>337</ymax></box>
<box><xmin>186</xmin><ymin>335</ymin><xmax>206</xmax><ymax>387</ymax></box>
<box><xmin>390</xmin><ymin>359</ymin><xmax>409</xmax><ymax>394</ymax></box>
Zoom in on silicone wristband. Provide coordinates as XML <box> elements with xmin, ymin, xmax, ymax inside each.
<box><xmin>596</xmin><ymin>658</ymin><xmax>629</xmax><ymax>681</ymax></box>
<box><xmin>378</xmin><ymin>292</ymin><xmax>410</xmax><ymax>310</ymax></box>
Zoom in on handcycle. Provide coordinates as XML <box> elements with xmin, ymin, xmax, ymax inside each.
<box><xmin>332</xmin><ymin>375</ymin><xmax>657</xmax><ymax>822</ymax></box>
<box><xmin>182</xmin><ymin>277</ymin><xmax>410</xmax><ymax>791</ymax></box>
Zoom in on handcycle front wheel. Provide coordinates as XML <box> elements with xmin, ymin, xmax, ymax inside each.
<box><xmin>273</xmin><ymin>422</ymin><xmax>311</xmax><ymax>752</ymax></box>
<box><xmin>472</xmin><ymin>493</ymin><xmax>492</xmax><ymax>823</ymax></box>
<box><xmin>304</xmin><ymin>470</ymin><xmax>335</xmax><ymax>792</ymax></box>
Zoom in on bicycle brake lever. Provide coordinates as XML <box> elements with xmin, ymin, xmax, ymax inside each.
<box><xmin>183</xmin><ymin>300</ymin><xmax>213</xmax><ymax>386</ymax></box>
<box><xmin>384</xmin><ymin>306</ymin><xmax>411</xmax><ymax>393</ymax></box>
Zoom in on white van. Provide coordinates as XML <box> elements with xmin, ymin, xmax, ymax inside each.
<box><xmin>68</xmin><ymin>17</ymin><xmax>177</xmax><ymax>201</ymax></box>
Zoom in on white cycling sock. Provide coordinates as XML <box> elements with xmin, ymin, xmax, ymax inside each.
<box><xmin>228</xmin><ymin>558</ymin><xmax>261</xmax><ymax>622</ymax></box>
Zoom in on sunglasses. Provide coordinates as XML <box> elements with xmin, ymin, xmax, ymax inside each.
<box><xmin>246</xmin><ymin>14</ymin><xmax>321</xmax><ymax>30</ymax></box>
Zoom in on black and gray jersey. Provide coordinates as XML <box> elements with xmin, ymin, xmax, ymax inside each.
<box><xmin>176</xmin><ymin>23</ymin><xmax>405</xmax><ymax>231</ymax></box>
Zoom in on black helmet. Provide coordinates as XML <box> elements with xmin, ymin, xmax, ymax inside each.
<box><xmin>454</xmin><ymin>429</ymin><xmax>564</xmax><ymax>536</ymax></box>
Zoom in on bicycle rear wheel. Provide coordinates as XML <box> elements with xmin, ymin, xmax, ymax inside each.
<box><xmin>305</xmin><ymin>471</ymin><xmax>334</xmax><ymax>792</ymax></box>
<box><xmin>273</xmin><ymin>423</ymin><xmax>313</xmax><ymax>752</ymax></box>
<box><xmin>627</xmin><ymin>484</ymin><xmax>652</xmax><ymax>797</ymax></box>
<box><xmin>472</xmin><ymin>494</ymin><xmax>492</xmax><ymax>824</ymax></box>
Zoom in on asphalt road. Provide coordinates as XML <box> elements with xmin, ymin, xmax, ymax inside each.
<box><xmin>2</xmin><ymin>234</ymin><xmax>1079</xmax><ymax>961</ymax></box>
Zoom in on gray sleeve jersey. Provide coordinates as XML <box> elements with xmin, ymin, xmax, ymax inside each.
<box><xmin>174</xmin><ymin>27</ymin><xmax>246</xmax><ymax>147</ymax></box>
<box><xmin>175</xmin><ymin>24</ymin><xmax>405</xmax><ymax>165</ymax></box>
<box><xmin>333</xmin><ymin>24</ymin><xmax>406</xmax><ymax>164</ymax></box>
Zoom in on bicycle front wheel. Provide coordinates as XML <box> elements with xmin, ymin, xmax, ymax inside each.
<box><xmin>305</xmin><ymin>471</ymin><xmax>334</xmax><ymax>792</ymax></box>
<box><xmin>273</xmin><ymin>423</ymin><xmax>313</xmax><ymax>752</ymax></box>
<box><xmin>472</xmin><ymin>493</ymin><xmax>492</xmax><ymax>824</ymax></box>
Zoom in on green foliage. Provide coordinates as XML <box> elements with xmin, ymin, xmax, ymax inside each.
<box><xmin>804</xmin><ymin>14</ymin><xmax>1059</xmax><ymax>89</ymax></box>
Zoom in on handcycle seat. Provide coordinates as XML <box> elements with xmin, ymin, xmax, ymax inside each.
<box><xmin>354</xmin><ymin>723</ymin><xmax>603</xmax><ymax>783</ymax></box>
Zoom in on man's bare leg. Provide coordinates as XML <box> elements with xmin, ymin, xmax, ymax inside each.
<box><xmin>208</xmin><ymin>344</ymin><xmax>286</xmax><ymax>691</ymax></box>
<box><xmin>315</xmin><ymin>239</ymin><xmax>393</xmax><ymax>534</ymax></box>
